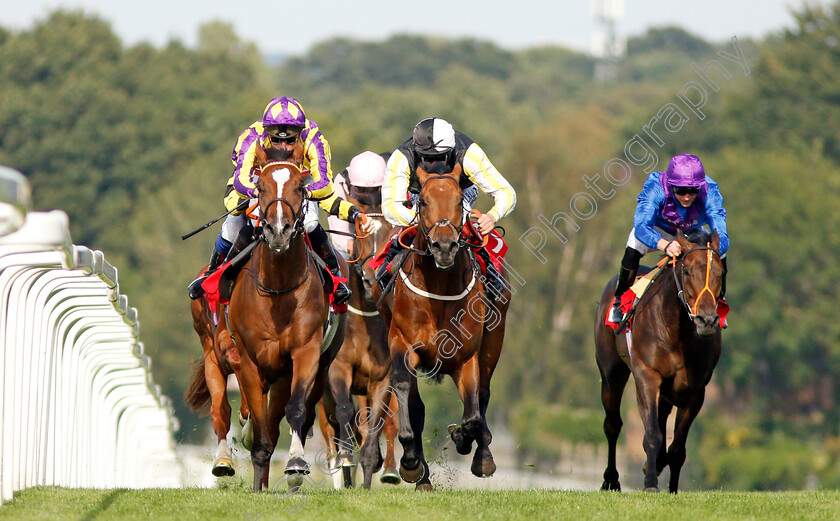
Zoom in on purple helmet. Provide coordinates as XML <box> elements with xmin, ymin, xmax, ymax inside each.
<box><xmin>262</xmin><ymin>97</ymin><xmax>306</xmax><ymax>135</ymax></box>
<box><xmin>665</xmin><ymin>154</ymin><xmax>706</xmax><ymax>188</ymax></box>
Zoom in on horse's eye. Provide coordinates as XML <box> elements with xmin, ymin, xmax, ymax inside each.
<box><xmin>682</xmin><ymin>268</ymin><xmax>690</xmax><ymax>277</ymax></box>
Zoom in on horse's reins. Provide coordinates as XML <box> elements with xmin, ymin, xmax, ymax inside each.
<box><xmin>672</xmin><ymin>243</ymin><xmax>721</xmax><ymax>319</ymax></box>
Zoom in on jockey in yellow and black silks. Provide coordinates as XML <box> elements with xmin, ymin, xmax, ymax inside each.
<box><xmin>377</xmin><ymin>117</ymin><xmax>517</xmax><ymax>301</ymax></box>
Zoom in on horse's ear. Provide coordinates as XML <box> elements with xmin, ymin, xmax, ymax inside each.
<box><xmin>255</xmin><ymin>145</ymin><xmax>268</xmax><ymax>166</ymax></box>
<box><xmin>451</xmin><ymin>163</ymin><xmax>463</xmax><ymax>180</ymax></box>
<box><xmin>710</xmin><ymin>229</ymin><xmax>720</xmax><ymax>251</ymax></box>
<box><xmin>677</xmin><ymin>230</ymin><xmax>691</xmax><ymax>250</ymax></box>
<box><xmin>415</xmin><ymin>163</ymin><xmax>430</xmax><ymax>183</ymax></box>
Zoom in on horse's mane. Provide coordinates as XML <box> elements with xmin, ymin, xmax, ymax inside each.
<box><xmin>350</xmin><ymin>186</ymin><xmax>382</xmax><ymax>210</ymax></box>
<box><xmin>684</xmin><ymin>229</ymin><xmax>712</xmax><ymax>245</ymax></box>
<box><xmin>264</xmin><ymin>146</ymin><xmax>296</xmax><ymax>162</ymax></box>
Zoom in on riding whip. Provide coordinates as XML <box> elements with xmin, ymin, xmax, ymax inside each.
<box><xmin>181</xmin><ymin>200</ymin><xmax>250</xmax><ymax>240</ymax></box>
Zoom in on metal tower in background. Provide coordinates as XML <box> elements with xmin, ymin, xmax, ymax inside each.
<box><xmin>591</xmin><ymin>0</ymin><xmax>626</xmax><ymax>83</ymax></box>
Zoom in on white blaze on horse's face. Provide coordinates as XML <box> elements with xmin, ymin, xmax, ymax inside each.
<box><xmin>272</xmin><ymin>168</ymin><xmax>293</xmax><ymax>195</ymax></box>
<box><xmin>263</xmin><ymin>167</ymin><xmax>296</xmax><ymax>253</ymax></box>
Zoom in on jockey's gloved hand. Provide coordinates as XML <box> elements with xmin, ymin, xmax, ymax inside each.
<box><xmin>347</xmin><ymin>206</ymin><xmax>361</xmax><ymax>223</ymax></box>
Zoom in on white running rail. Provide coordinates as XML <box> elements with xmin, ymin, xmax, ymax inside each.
<box><xmin>0</xmin><ymin>167</ymin><xmax>182</xmax><ymax>504</ymax></box>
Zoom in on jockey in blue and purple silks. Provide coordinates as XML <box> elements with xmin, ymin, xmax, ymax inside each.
<box><xmin>608</xmin><ymin>153</ymin><xmax>729</xmax><ymax>325</ymax></box>
<box><xmin>188</xmin><ymin>96</ymin><xmax>374</xmax><ymax>304</ymax></box>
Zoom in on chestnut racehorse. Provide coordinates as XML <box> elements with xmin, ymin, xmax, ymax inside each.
<box><xmin>228</xmin><ymin>146</ymin><xmax>347</xmax><ymax>491</ymax></box>
<box><xmin>185</xmin><ymin>280</ymin><xmax>250</xmax><ymax>477</ymax></box>
<box><xmin>381</xmin><ymin>164</ymin><xmax>511</xmax><ymax>490</ymax></box>
<box><xmin>595</xmin><ymin>230</ymin><xmax>724</xmax><ymax>493</ymax></box>
<box><xmin>318</xmin><ymin>202</ymin><xmax>401</xmax><ymax>489</ymax></box>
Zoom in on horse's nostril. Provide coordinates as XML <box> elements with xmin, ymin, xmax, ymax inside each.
<box><xmin>264</xmin><ymin>223</ymin><xmax>274</xmax><ymax>235</ymax></box>
<box><xmin>448</xmin><ymin>242</ymin><xmax>458</xmax><ymax>254</ymax></box>
<box><xmin>431</xmin><ymin>242</ymin><xmax>441</xmax><ymax>252</ymax></box>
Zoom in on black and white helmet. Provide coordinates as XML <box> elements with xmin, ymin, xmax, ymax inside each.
<box><xmin>412</xmin><ymin>117</ymin><xmax>455</xmax><ymax>157</ymax></box>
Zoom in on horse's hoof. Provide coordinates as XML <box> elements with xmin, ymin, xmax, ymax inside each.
<box><xmin>470</xmin><ymin>457</ymin><xmax>496</xmax><ymax>478</ymax></box>
<box><xmin>212</xmin><ymin>457</ymin><xmax>235</xmax><ymax>477</ymax></box>
<box><xmin>286</xmin><ymin>473</ymin><xmax>304</xmax><ymax>491</ymax></box>
<box><xmin>600</xmin><ymin>481</ymin><xmax>621</xmax><ymax>491</ymax></box>
<box><xmin>448</xmin><ymin>424</ymin><xmax>472</xmax><ymax>455</ymax></box>
<box><xmin>644</xmin><ymin>486</ymin><xmax>660</xmax><ymax>493</ymax></box>
<box><xmin>399</xmin><ymin>463</ymin><xmax>424</xmax><ymax>483</ymax></box>
<box><xmin>285</xmin><ymin>457</ymin><xmax>311</xmax><ymax>475</ymax></box>
<box><xmin>338</xmin><ymin>453</ymin><xmax>356</xmax><ymax>468</ymax></box>
<box><xmin>380</xmin><ymin>468</ymin><xmax>401</xmax><ymax>485</ymax></box>
<box><xmin>415</xmin><ymin>482</ymin><xmax>434</xmax><ymax>492</ymax></box>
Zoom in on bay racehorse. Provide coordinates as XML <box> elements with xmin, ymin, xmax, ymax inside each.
<box><xmin>228</xmin><ymin>145</ymin><xmax>347</xmax><ymax>491</ymax></box>
<box><xmin>381</xmin><ymin>163</ymin><xmax>511</xmax><ymax>490</ymax></box>
<box><xmin>318</xmin><ymin>198</ymin><xmax>401</xmax><ymax>489</ymax></box>
<box><xmin>184</xmin><ymin>275</ymin><xmax>250</xmax><ymax>477</ymax></box>
<box><xmin>595</xmin><ymin>229</ymin><xmax>724</xmax><ymax>493</ymax></box>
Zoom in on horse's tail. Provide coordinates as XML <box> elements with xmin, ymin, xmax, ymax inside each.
<box><xmin>184</xmin><ymin>357</ymin><xmax>211</xmax><ymax>415</ymax></box>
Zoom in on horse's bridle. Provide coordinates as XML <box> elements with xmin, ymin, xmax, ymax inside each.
<box><xmin>672</xmin><ymin>243</ymin><xmax>722</xmax><ymax>319</ymax></box>
<box><xmin>256</xmin><ymin>160</ymin><xmax>307</xmax><ymax>240</ymax></box>
<box><xmin>410</xmin><ymin>174</ymin><xmax>485</xmax><ymax>255</ymax></box>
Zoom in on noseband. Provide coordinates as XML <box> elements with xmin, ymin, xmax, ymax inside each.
<box><xmin>257</xmin><ymin>161</ymin><xmax>306</xmax><ymax>241</ymax></box>
<box><xmin>672</xmin><ymin>243</ymin><xmax>721</xmax><ymax>320</ymax></box>
<box><xmin>415</xmin><ymin>174</ymin><xmax>463</xmax><ymax>250</ymax></box>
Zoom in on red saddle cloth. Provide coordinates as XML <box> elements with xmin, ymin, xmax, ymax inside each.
<box><xmin>369</xmin><ymin>227</ymin><xmax>508</xmax><ymax>276</ymax></box>
<box><xmin>200</xmin><ymin>237</ymin><xmax>348</xmax><ymax>313</ymax></box>
<box><xmin>604</xmin><ymin>289</ymin><xmax>730</xmax><ymax>332</ymax></box>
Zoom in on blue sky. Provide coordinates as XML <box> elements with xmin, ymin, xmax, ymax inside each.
<box><xmin>0</xmin><ymin>0</ymin><xmax>829</xmax><ymax>56</ymax></box>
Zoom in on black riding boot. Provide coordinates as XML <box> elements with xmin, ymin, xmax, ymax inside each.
<box><xmin>309</xmin><ymin>225</ymin><xmax>351</xmax><ymax>305</ymax></box>
<box><xmin>188</xmin><ymin>249</ymin><xmax>224</xmax><ymax>300</ymax></box>
<box><xmin>476</xmin><ymin>247</ymin><xmax>506</xmax><ymax>302</ymax></box>
<box><xmin>609</xmin><ymin>247</ymin><xmax>641</xmax><ymax>324</ymax></box>
<box><xmin>720</xmin><ymin>257</ymin><xmax>728</xmax><ymax>300</ymax></box>
<box><xmin>375</xmin><ymin>236</ymin><xmax>405</xmax><ymax>291</ymax></box>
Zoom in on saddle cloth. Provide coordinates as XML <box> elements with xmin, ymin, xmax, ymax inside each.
<box><xmin>201</xmin><ymin>237</ymin><xmax>347</xmax><ymax>313</ymax></box>
<box><xmin>604</xmin><ymin>268</ymin><xmax>730</xmax><ymax>332</ymax></box>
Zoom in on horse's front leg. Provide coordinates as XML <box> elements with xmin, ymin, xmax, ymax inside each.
<box><xmin>390</xmin><ymin>342</ymin><xmax>430</xmax><ymax>489</ymax></box>
<box><xmin>655</xmin><ymin>397</ymin><xmax>673</xmax><ymax>476</ymax></box>
<box><xmin>633</xmin><ymin>365</ymin><xmax>664</xmax><ymax>492</ymax></box>
<box><xmin>236</xmin><ymin>350</ymin><xmax>271</xmax><ymax>492</ymax></box>
<box><xmin>667</xmin><ymin>389</ymin><xmax>705</xmax><ymax>493</ymax></box>
<box><xmin>448</xmin><ymin>355</ymin><xmax>482</xmax><ymax>459</ymax></box>
<box><xmin>284</xmin><ymin>343</ymin><xmax>321</xmax><ymax>482</ymax></box>
<box><xmin>597</xmin><ymin>356</ymin><xmax>630</xmax><ymax>491</ymax></box>
<box><xmin>265</xmin><ymin>379</ymin><xmax>291</xmax><ymax>489</ymax></box>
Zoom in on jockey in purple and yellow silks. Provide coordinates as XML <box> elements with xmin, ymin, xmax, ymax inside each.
<box><xmin>188</xmin><ymin>96</ymin><xmax>374</xmax><ymax>304</ymax></box>
<box><xmin>608</xmin><ymin>153</ymin><xmax>729</xmax><ymax>326</ymax></box>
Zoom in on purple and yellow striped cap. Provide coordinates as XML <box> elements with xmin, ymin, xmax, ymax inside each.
<box><xmin>262</xmin><ymin>97</ymin><xmax>306</xmax><ymax>132</ymax></box>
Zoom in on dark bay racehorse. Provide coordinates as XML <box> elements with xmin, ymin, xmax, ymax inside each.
<box><xmin>318</xmin><ymin>199</ymin><xmax>402</xmax><ymax>489</ymax></box>
<box><xmin>228</xmin><ymin>146</ymin><xmax>346</xmax><ymax>491</ymax></box>
<box><xmin>595</xmin><ymin>230</ymin><xmax>724</xmax><ymax>493</ymax></box>
<box><xmin>185</xmin><ymin>283</ymin><xmax>250</xmax><ymax>477</ymax></box>
<box><xmin>381</xmin><ymin>164</ymin><xmax>511</xmax><ymax>490</ymax></box>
